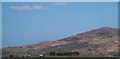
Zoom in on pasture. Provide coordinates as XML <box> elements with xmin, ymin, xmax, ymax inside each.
<box><xmin>2</xmin><ymin>57</ymin><xmax>119</xmax><ymax>59</ymax></box>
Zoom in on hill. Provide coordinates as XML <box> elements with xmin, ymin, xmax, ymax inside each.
<box><xmin>2</xmin><ymin>27</ymin><xmax>119</xmax><ymax>57</ymax></box>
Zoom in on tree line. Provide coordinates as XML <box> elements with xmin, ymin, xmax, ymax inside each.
<box><xmin>50</xmin><ymin>51</ymin><xmax>79</xmax><ymax>56</ymax></box>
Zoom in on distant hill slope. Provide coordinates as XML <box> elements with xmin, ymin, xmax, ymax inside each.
<box><xmin>2</xmin><ymin>27</ymin><xmax>119</xmax><ymax>57</ymax></box>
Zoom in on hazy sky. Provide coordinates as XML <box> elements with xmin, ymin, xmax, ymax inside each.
<box><xmin>2</xmin><ymin>2</ymin><xmax>118</xmax><ymax>47</ymax></box>
<box><xmin>2</xmin><ymin>0</ymin><xmax>119</xmax><ymax>2</ymax></box>
<box><xmin>0</xmin><ymin>2</ymin><xmax>2</xmax><ymax>48</ymax></box>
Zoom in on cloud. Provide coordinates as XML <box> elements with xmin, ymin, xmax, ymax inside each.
<box><xmin>10</xmin><ymin>5</ymin><xmax>32</xmax><ymax>11</ymax></box>
<box><xmin>10</xmin><ymin>5</ymin><xmax>45</xmax><ymax>11</ymax></box>
<box><xmin>33</xmin><ymin>5</ymin><xmax>45</xmax><ymax>10</ymax></box>
<box><xmin>53</xmin><ymin>2</ymin><xmax>67</xmax><ymax>5</ymax></box>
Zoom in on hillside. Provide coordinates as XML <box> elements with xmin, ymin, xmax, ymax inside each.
<box><xmin>2</xmin><ymin>27</ymin><xmax>119</xmax><ymax>57</ymax></box>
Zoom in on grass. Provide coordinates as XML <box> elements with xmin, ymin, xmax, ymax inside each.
<box><xmin>2</xmin><ymin>57</ymin><xmax>120</xmax><ymax>59</ymax></box>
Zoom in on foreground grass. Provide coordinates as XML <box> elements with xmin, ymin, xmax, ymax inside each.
<box><xmin>2</xmin><ymin>57</ymin><xmax>120</xmax><ymax>59</ymax></box>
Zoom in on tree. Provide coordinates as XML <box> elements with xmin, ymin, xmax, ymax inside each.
<box><xmin>75</xmin><ymin>52</ymin><xmax>79</xmax><ymax>56</ymax></box>
<box><xmin>9</xmin><ymin>54</ymin><xmax>14</xmax><ymax>58</ymax></box>
<box><xmin>50</xmin><ymin>52</ymin><xmax>56</xmax><ymax>56</ymax></box>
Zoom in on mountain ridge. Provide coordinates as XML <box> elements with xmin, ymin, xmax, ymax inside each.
<box><xmin>4</xmin><ymin>27</ymin><xmax>118</xmax><ymax>48</ymax></box>
<box><xmin>2</xmin><ymin>27</ymin><xmax>119</xmax><ymax>57</ymax></box>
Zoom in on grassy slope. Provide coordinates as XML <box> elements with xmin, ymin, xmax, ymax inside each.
<box><xmin>2</xmin><ymin>57</ymin><xmax>119</xmax><ymax>59</ymax></box>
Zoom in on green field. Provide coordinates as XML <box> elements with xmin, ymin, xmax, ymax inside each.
<box><xmin>2</xmin><ymin>57</ymin><xmax>120</xmax><ymax>59</ymax></box>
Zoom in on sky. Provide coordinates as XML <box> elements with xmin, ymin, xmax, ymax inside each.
<box><xmin>1</xmin><ymin>0</ymin><xmax>120</xmax><ymax>2</ymax></box>
<box><xmin>2</xmin><ymin>2</ymin><xmax>118</xmax><ymax>48</ymax></box>
<box><xmin>0</xmin><ymin>2</ymin><xmax>2</xmax><ymax>48</ymax></box>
